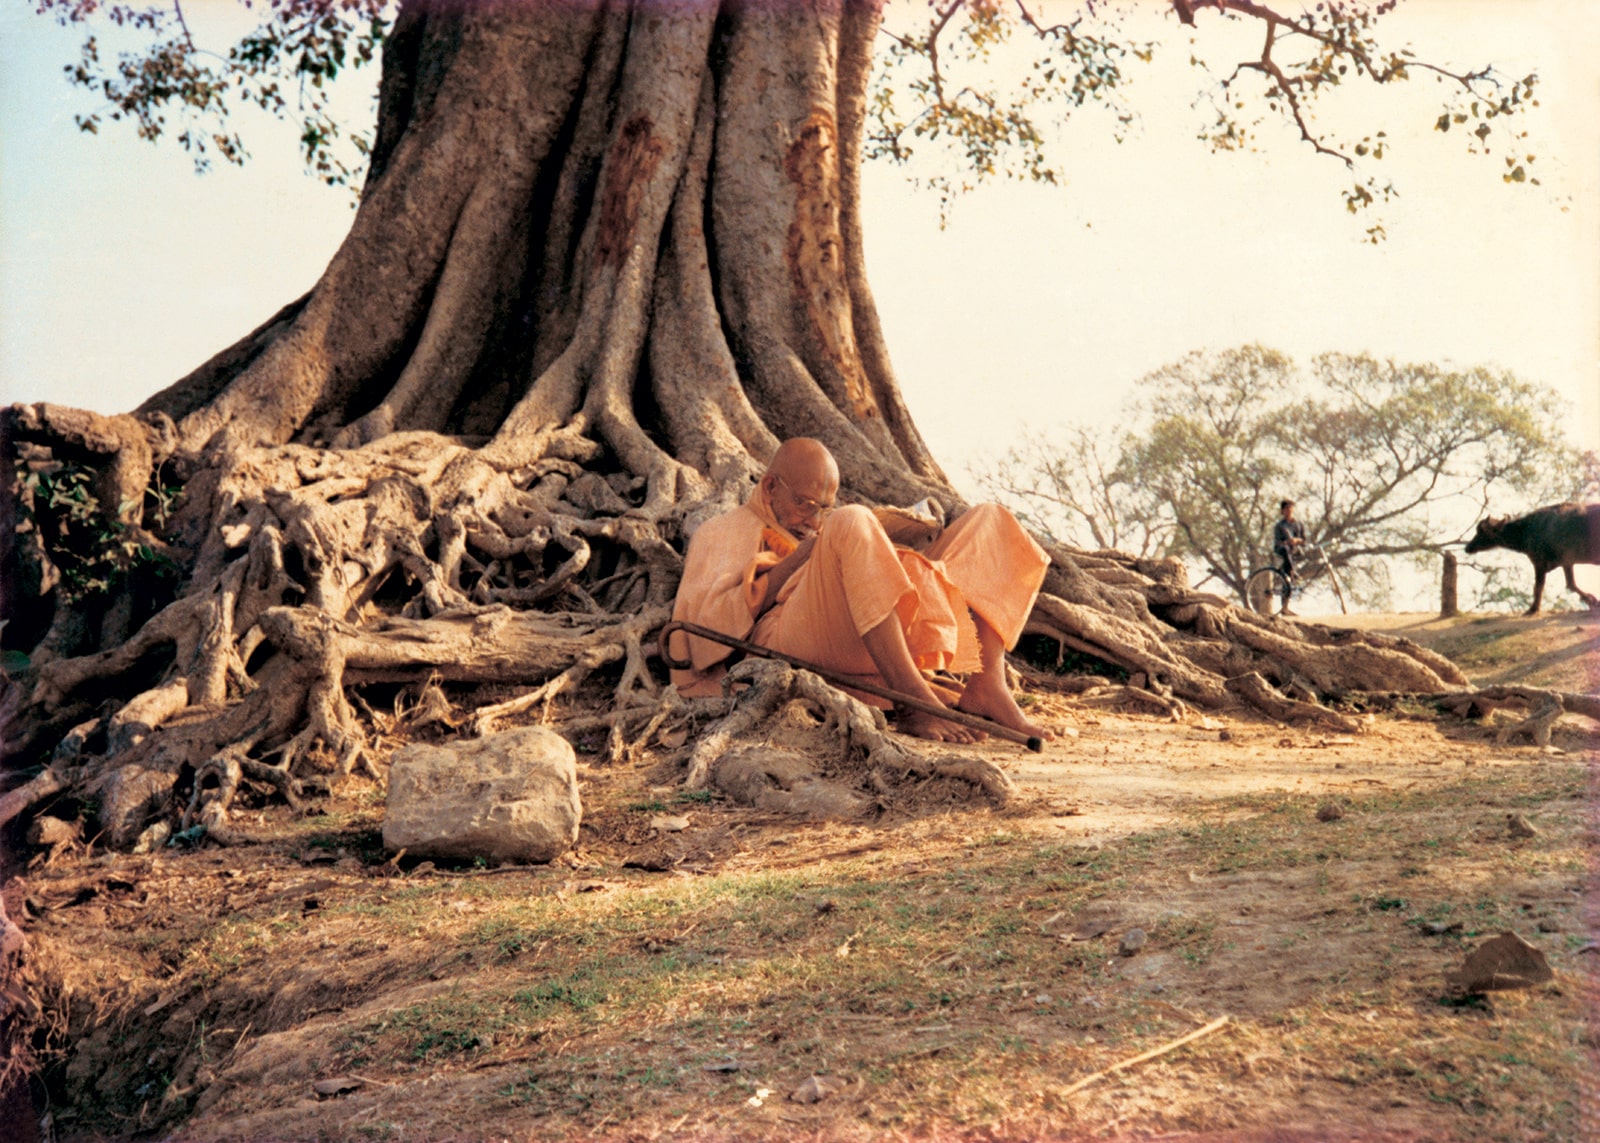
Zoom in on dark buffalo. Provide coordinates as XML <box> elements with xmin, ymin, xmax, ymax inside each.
<box><xmin>1464</xmin><ymin>502</ymin><xmax>1600</xmax><ymax>614</ymax></box>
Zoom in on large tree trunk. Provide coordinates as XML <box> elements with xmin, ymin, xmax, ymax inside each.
<box><xmin>1</xmin><ymin>0</ymin><xmax>1466</xmax><ymax>840</ymax></box>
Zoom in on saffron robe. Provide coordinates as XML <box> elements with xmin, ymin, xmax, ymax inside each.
<box><xmin>668</xmin><ymin>486</ymin><xmax>1050</xmax><ymax>702</ymax></box>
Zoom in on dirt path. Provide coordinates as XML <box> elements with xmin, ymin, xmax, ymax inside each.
<box><xmin>1013</xmin><ymin>713</ymin><xmax>1519</xmax><ymax>841</ymax></box>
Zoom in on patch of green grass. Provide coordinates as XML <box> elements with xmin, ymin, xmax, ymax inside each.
<box><xmin>1361</xmin><ymin>895</ymin><xmax>1408</xmax><ymax>912</ymax></box>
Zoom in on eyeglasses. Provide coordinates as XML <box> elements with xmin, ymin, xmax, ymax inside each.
<box><xmin>773</xmin><ymin>473</ymin><xmax>834</xmax><ymax>519</ymax></box>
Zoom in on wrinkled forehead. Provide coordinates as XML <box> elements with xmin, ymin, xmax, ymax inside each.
<box><xmin>785</xmin><ymin>465</ymin><xmax>838</xmax><ymax>503</ymax></box>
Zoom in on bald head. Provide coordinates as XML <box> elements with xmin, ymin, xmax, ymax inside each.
<box><xmin>768</xmin><ymin>438</ymin><xmax>837</xmax><ymax>488</ymax></box>
<box><xmin>762</xmin><ymin>438</ymin><xmax>839</xmax><ymax>537</ymax></box>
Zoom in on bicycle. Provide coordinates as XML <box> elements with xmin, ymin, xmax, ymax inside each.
<box><xmin>1243</xmin><ymin>541</ymin><xmax>1348</xmax><ymax>617</ymax></box>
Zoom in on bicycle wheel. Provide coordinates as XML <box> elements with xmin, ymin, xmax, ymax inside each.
<box><xmin>1244</xmin><ymin>568</ymin><xmax>1289</xmax><ymax>616</ymax></box>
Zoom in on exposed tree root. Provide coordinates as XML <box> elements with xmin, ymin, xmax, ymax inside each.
<box><xmin>683</xmin><ymin>659</ymin><xmax>1013</xmax><ymax>806</ymax></box>
<box><xmin>1425</xmin><ymin>685</ymin><xmax>1599</xmax><ymax>750</ymax></box>
<box><xmin>1225</xmin><ymin>672</ymin><xmax>1367</xmax><ymax>734</ymax></box>
<box><xmin>0</xmin><ymin>767</ymin><xmax>67</xmax><ymax>832</ymax></box>
<box><xmin>1075</xmin><ymin>685</ymin><xmax>1191</xmax><ymax>722</ymax></box>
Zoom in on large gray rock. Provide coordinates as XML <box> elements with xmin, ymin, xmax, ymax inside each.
<box><xmin>384</xmin><ymin>727</ymin><xmax>581</xmax><ymax>863</ymax></box>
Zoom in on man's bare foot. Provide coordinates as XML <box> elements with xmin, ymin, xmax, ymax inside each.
<box><xmin>956</xmin><ymin>673</ymin><xmax>1052</xmax><ymax>741</ymax></box>
<box><xmin>896</xmin><ymin>708</ymin><xmax>984</xmax><ymax>744</ymax></box>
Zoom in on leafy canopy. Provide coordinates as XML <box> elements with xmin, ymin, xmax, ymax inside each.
<box><xmin>869</xmin><ymin>0</ymin><xmax>1542</xmax><ymax>234</ymax></box>
<box><xmin>973</xmin><ymin>345</ymin><xmax>1577</xmax><ymax>607</ymax></box>
<box><xmin>41</xmin><ymin>0</ymin><xmax>1543</xmax><ymax>232</ymax></box>
<box><xmin>40</xmin><ymin>0</ymin><xmax>391</xmax><ymax>188</ymax></box>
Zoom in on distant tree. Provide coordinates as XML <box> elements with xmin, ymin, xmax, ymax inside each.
<box><xmin>1576</xmin><ymin>449</ymin><xmax>1600</xmax><ymax>500</ymax></box>
<box><xmin>974</xmin><ymin>345</ymin><xmax>1575</xmax><ymax>605</ymax></box>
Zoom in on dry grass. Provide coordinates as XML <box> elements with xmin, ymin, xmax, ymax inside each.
<box><xmin>20</xmin><ymin>759</ymin><xmax>1593</xmax><ymax>1142</ymax></box>
<box><xmin>14</xmin><ymin>612</ymin><xmax>1599</xmax><ymax>1142</ymax></box>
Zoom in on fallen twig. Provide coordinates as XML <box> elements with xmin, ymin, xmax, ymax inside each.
<box><xmin>1059</xmin><ymin>1014</ymin><xmax>1231</xmax><ymax>1099</ymax></box>
<box><xmin>424</xmin><ymin>864</ymin><xmax>548</xmax><ymax>879</ymax></box>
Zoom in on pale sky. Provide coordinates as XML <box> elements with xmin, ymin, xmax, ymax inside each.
<box><xmin>2</xmin><ymin>0</ymin><xmax>1598</xmax><ymax>604</ymax></box>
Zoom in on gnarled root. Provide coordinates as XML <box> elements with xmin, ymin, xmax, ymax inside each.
<box><xmin>1429</xmin><ymin>685</ymin><xmax>1597</xmax><ymax>751</ymax></box>
<box><xmin>683</xmin><ymin>659</ymin><xmax>1013</xmax><ymax>806</ymax></box>
<box><xmin>683</xmin><ymin>660</ymin><xmax>798</xmax><ymax>789</ymax></box>
<box><xmin>464</xmin><ymin>608</ymin><xmax>667</xmax><ymax>736</ymax></box>
<box><xmin>680</xmin><ymin>658</ymin><xmax>911</xmax><ymax>790</ymax></box>
<box><xmin>1495</xmin><ymin>692</ymin><xmax>1564</xmax><ymax>749</ymax></box>
<box><xmin>895</xmin><ymin>754</ymin><xmax>1016</xmax><ymax>804</ymax></box>
<box><xmin>1075</xmin><ymin>684</ymin><xmax>1191</xmax><ymax>722</ymax></box>
<box><xmin>1225</xmin><ymin>671</ymin><xmax>1367</xmax><ymax>734</ymax></box>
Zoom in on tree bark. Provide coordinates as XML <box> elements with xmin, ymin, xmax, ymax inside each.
<box><xmin>1</xmin><ymin>0</ymin><xmax>1466</xmax><ymax>840</ymax></box>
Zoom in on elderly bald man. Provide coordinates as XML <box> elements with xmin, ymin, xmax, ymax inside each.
<box><xmin>668</xmin><ymin>438</ymin><xmax>1051</xmax><ymax>744</ymax></box>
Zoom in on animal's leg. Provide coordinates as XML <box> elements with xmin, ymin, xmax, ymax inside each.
<box><xmin>1562</xmin><ymin>563</ymin><xmax>1600</xmax><ymax>610</ymax></box>
<box><xmin>1526</xmin><ymin>565</ymin><xmax>1547</xmax><ymax>615</ymax></box>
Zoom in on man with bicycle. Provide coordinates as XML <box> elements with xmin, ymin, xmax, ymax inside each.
<box><xmin>1272</xmin><ymin>499</ymin><xmax>1308</xmax><ymax>615</ymax></box>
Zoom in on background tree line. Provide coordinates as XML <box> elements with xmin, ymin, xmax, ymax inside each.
<box><xmin>974</xmin><ymin>345</ymin><xmax>1589</xmax><ymax>610</ymax></box>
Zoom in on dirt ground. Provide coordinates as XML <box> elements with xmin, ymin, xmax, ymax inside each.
<box><xmin>9</xmin><ymin>610</ymin><xmax>1599</xmax><ymax>1142</ymax></box>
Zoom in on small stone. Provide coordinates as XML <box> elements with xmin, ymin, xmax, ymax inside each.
<box><xmin>1119</xmin><ymin>928</ymin><xmax>1147</xmax><ymax>957</ymax></box>
<box><xmin>1218</xmin><ymin>730</ymin><xmax>1232</xmax><ymax>742</ymax></box>
<box><xmin>312</xmin><ymin>1076</ymin><xmax>364</xmax><ymax>1099</ymax></box>
<box><xmin>789</xmin><ymin>1075</ymin><xmax>843</xmax><ymax>1104</ymax></box>
<box><xmin>713</xmin><ymin>747</ymin><xmax>870</xmax><ymax>820</ymax></box>
<box><xmin>1506</xmin><ymin>813</ymin><xmax>1537</xmax><ymax>839</ymax></box>
<box><xmin>26</xmin><ymin>816</ymin><xmax>79</xmax><ymax>848</ymax></box>
<box><xmin>656</xmin><ymin>724</ymin><xmax>690</xmax><ymax>750</ymax></box>
<box><xmin>1445</xmin><ymin>931</ymin><xmax>1553</xmax><ymax>994</ymax></box>
<box><xmin>1316</xmin><ymin>801</ymin><xmax>1345</xmax><ymax>822</ymax></box>
<box><xmin>131</xmin><ymin>821</ymin><xmax>172</xmax><ymax>855</ymax></box>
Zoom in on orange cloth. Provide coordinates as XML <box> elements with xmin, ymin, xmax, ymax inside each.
<box><xmin>665</xmin><ymin>480</ymin><xmax>791</xmax><ymax>691</ymax></box>
<box><xmin>669</xmin><ymin>495</ymin><xmax>1050</xmax><ymax>701</ymax></box>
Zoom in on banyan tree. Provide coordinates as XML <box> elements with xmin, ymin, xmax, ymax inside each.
<box><xmin>1</xmin><ymin>0</ymin><xmax>1552</xmax><ymax>841</ymax></box>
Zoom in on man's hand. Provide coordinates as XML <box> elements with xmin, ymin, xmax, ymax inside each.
<box><xmin>757</xmin><ymin>534</ymin><xmax>817</xmax><ymax>615</ymax></box>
